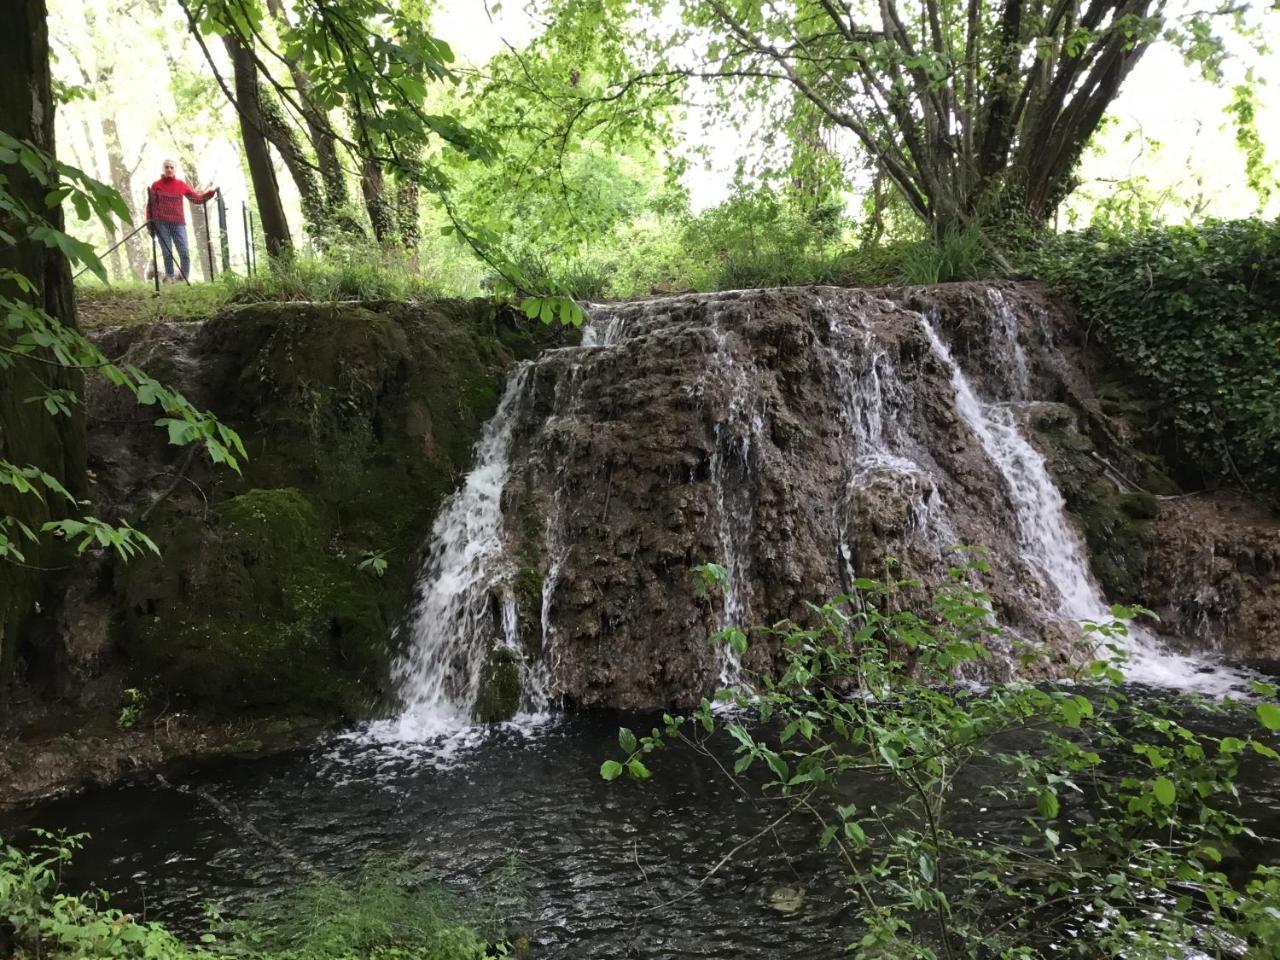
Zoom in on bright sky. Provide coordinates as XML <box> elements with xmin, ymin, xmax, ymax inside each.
<box><xmin>436</xmin><ymin>1</ymin><xmax>1280</xmax><ymax>220</ymax></box>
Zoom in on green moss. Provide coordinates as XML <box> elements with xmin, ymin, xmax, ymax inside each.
<box><xmin>111</xmin><ymin>301</ymin><xmax>562</xmax><ymax>721</ymax></box>
<box><xmin>513</xmin><ymin>566</ymin><xmax>544</xmax><ymax>661</ymax></box>
<box><xmin>120</xmin><ymin>488</ymin><xmax>385</xmax><ymax>717</ymax></box>
<box><xmin>473</xmin><ymin>645</ymin><xmax>522</xmax><ymax>723</ymax></box>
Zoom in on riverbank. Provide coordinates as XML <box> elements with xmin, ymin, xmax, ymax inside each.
<box><xmin>0</xmin><ymin>707</ymin><xmax>326</xmax><ymax>806</ymax></box>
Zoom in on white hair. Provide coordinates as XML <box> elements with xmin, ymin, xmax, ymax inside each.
<box><xmin>162</xmin><ymin>158</ymin><xmax>176</xmax><ymax>166</ymax></box>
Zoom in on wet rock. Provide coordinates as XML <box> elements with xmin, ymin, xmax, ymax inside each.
<box><xmin>47</xmin><ymin>301</ymin><xmax>562</xmax><ymax>720</ymax></box>
<box><xmin>1140</xmin><ymin>494</ymin><xmax>1280</xmax><ymax>660</ymax></box>
<box><xmin>473</xmin><ymin>645</ymin><xmax>522</xmax><ymax>723</ymax></box>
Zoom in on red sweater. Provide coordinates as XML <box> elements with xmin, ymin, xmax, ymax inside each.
<box><xmin>147</xmin><ymin>176</ymin><xmax>215</xmax><ymax>224</ymax></box>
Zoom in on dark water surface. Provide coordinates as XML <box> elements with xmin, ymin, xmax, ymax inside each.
<box><xmin>5</xmin><ymin>702</ymin><xmax>1280</xmax><ymax>960</ymax></box>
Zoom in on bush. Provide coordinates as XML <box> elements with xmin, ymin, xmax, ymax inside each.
<box><xmin>602</xmin><ymin>558</ymin><xmax>1280</xmax><ymax>958</ymax></box>
<box><xmin>0</xmin><ymin>833</ymin><xmax>514</xmax><ymax>960</ymax></box>
<box><xmin>1027</xmin><ymin>219</ymin><xmax>1280</xmax><ymax>502</ymax></box>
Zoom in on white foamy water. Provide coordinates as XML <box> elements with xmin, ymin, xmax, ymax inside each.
<box><xmin>920</xmin><ymin>316</ymin><xmax>1245</xmax><ymax>694</ymax></box>
<box><xmin>378</xmin><ymin>366</ymin><xmax>532</xmax><ymax>740</ymax></box>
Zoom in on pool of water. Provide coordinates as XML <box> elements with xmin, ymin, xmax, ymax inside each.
<box><xmin>5</xmin><ymin>699</ymin><xmax>1279</xmax><ymax>959</ymax></box>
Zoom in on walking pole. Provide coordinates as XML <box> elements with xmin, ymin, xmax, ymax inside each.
<box><xmin>242</xmin><ymin>201</ymin><xmax>251</xmax><ymax>277</ymax></box>
<box><xmin>217</xmin><ymin>192</ymin><xmax>231</xmax><ymax>274</ymax></box>
<box><xmin>148</xmin><ymin>189</ymin><xmax>160</xmax><ymax>295</ymax></box>
<box><xmin>202</xmin><ymin>195</ymin><xmax>216</xmax><ymax>281</ymax></box>
<box><xmin>248</xmin><ymin>209</ymin><xmax>257</xmax><ymax>276</ymax></box>
<box><xmin>70</xmin><ymin>220</ymin><xmax>153</xmax><ymax>280</ymax></box>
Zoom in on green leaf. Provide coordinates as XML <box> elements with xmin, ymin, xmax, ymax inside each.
<box><xmin>843</xmin><ymin>820</ymin><xmax>866</xmax><ymax>848</ymax></box>
<box><xmin>1257</xmin><ymin>702</ymin><xmax>1280</xmax><ymax>730</ymax></box>
<box><xmin>1153</xmin><ymin>777</ymin><xmax>1176</xmax><ymax>806</ymax></box>
<box><xmin>1036</xmin><ymin>788</ymin><xmax>1060</xmax><ymax>819</ymax></box>
<box><xmin>599</xmin><ymin>760</ymin><xmax>623</xmax><ymax>781</ymax></box>
<box><xmin>618</xmin><ymin>727</ymin><xmax>637</xmax><ymax>753</ymax></box>
<box><xmin>626</xmin><ymin>758</ymin><xmax>651</xmax><ymax>781</ymax></box>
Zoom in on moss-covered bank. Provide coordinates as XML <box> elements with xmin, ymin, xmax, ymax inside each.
<box><xmin>66</xmin><ymin>299</ymin><xmax>563</xmax><ymax>721</ymax></box>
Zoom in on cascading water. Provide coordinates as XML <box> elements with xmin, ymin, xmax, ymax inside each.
<box><xmin>367</xmin><ymin>284</ymin><xmax>1248</xmax><ymax>744</ymax></box>
<box><xmin>919</xmin><ymin>314</ymin><xmax>1243</xmax><ymax>693</ymax></box>
<box><xmin>378</xmin><ymin>367</ymin><xmax>532</xmax><ymax>738</ymax></box>
<box><xmin>704</xmin><ymin>318</ymin><xmax>762</xmax><ymax>685</ymax></box>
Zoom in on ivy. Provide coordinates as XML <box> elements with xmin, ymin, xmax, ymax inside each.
<box><xmin>1029</xmin><ymin>219</ymin><xmax>1280</xmax><ymax>503</ymax></box>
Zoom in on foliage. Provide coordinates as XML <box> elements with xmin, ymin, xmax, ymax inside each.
<box><xmin>1027</xmin><ymin>218</ymin><xmax>1280</xmax><ymax>501</ymax></box>
<box><xmin>1</xmin><ymin>831</ymin><xmax>199</xmax><ymax>959</ymax></box>
<box><xmin>1</xmin><ymin>133</ymin><xmax>245</xmax><ymax>566</ymax></box>
<box><xmin>116</xmin><ymin>687</ymin><xmax>146</xmax><ymax>728</ymax></box>
<box><xmin>896</xmin><ymin>223</ymin><xmax>990</xmax><ymax>285</ymax></box>
<box><xmin>0</xmin><ymin>833</ymin><xmax>513</xmax><ymax>960</ymax></box>
<box><xmin>602</xmin><ymin>558</ymin><xmax>1280</xmax><ymax>957</ymax></box>
<box><xmin>220</xmin><ymin>858</ymin><xmax>512</xmax><ymax>960</ymax></box>
<box><xmin>525</xmin><ymin>0</ymin><xmax>1274</xmax><ymax>233</ymax></box>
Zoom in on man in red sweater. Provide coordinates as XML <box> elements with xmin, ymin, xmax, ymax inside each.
<box><xmin>146</xmin><ymin>159</ymin><xmax>217</xmax><ymax>282</ymax></box>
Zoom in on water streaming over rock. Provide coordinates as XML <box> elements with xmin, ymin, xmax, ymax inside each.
<box><xmin>379</xmin><ymin>284</ymin><xmax>1244</xmax><ymax>735</ymax></box>
<box><xmin>918</xmin><ymin>313</ymin><xmax>1242</xmax><ymax>693</ymax></box>
<box><xmin>380</xmin><ymin>366</ymin><xmax>533</xmax><ymax>738</ymax></box>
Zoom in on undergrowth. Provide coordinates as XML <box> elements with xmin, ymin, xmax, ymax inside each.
<box><xmin>1027</xmin><ymin>219</ymin><xmax>1280</xmax><ymax>502</ymax></box>
<box><xmin>0</xmin><ymin>833</ymin><xmax>520</xmax><ymax>960</ymax></box>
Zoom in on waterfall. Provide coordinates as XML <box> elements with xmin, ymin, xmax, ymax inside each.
<box><xmin>382</xmin><ymin>366</ymin><xmax>531</xmax><ymax>738</ymax></box>
<box><xmin>705</xmin><ymin>320</ymin><xmax>761</xmax><ymax>685</ymax></box>
<box><xmin>919</xmin><ymin>315</ymin><xmax>1242</xmax><ymax>693</ymax></box>
<box><xmin>365</xmin><ymin>286</ymin><xmax>1248</xmax><ymax>745</ymax></box>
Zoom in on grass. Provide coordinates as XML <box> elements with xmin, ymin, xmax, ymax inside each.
<box><xmin>75</xmin><ymin>242</ymin><xmax>487</xmax><ymax>329</ymax></box>
<box><xmin>74</xmin><ymin>225</ymin><xmax>1003</xmax><ymax>332</ymax></box>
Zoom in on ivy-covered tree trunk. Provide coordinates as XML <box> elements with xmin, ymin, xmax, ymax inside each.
<box><xmin>222</xmin><ymin>33</ymin><xmax>292</xmax><ymax>257</ymax></box>
<box><xmin>263</xmin><ymin>0</ymin><xmax>350</xmax><ymax>220</ymax></box>
<box><xmin>360</xmin><ymin>157</ymin><xmax>395</xmax><ymax>244</ymax></box>
<box><xmin>255</xmin><ymin>90</ymin><xmax>326</xmax><ymax>235</ymax></box>
<box><xmin>0</xmin><ymin>0</ymin><xmax>88</xmax><ymax>700</ymax></box>
<box><xmin>395</xmin><ymin>144</ymin><xmax>421</xmax><ymax>251</ymax></box>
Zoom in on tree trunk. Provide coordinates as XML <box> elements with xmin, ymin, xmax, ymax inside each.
<box><xmin>255</xmin><ymin>88</ymin><xmax>326</xmax><ymax>234</ymax></box>
<box><xmin>0</xmin><ymin>0</ymin><xmax>88</xmax><ymax>698</ymax></box>
<box><xmin>102</xmin><ymin>113</ymin><xmax>148</xmax><ymax>279</ymax></box>
<box><xmin>180</xmin><ymin>155</ymin><xmax>214</xmax><ymax>280</ymax></box>
<box><xmin>74</xmin><ymin>115</ymin><xmax>127</xmax><ymax>280</ymax></box>
<box><xmin>222</xmin><ymin>33</ymin><xmax>291</xmax><ymax>258</ymax></box>
<box><xmin>360</xmin><ymin>157</ymin><xmax>395</xmax><ymax>244</ymax></box>
<box><xmin>394</xmin><ymin>143</ymin><xmax>421</xmax><ymax>251</ymax></box>
<box><xmin>264</xmin><ymin>0</ymin><xmax>349</xmax><ymax>216</ymax></box>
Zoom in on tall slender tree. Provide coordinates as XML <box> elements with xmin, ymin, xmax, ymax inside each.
<box><xmin>0</xmin><ymin>0</ymin><xmax>87</xmax><ymax>690</ymax></box>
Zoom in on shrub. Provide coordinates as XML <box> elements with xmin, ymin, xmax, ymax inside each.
<box><xmin>1027</xmin><ymin>219</ymin><xmax>1280</xmax><ymax>502</ymax></box>
<box><xmin>602</xmin><ymin>558</ymin><xmax>1280</xmax><ymax>958</ymax></box>
<box><xmin>0</xmin><ymin>833</ymin><xmax>513</xmax><ymax>960</ymax></box>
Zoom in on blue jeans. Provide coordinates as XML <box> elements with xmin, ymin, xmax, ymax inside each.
<box><xmin>154</xmin><ymin>221</ymin><xmax>190</xmax><ymax>280</ymax></box>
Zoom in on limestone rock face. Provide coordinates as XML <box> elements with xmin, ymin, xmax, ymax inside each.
<box><xmin>412</xmin><ymin>282</ymin><xmax>1154</xmax><ymax>712</ymax></box>
<box><xmin>1141</xmin><ymin>494</ymin><xmax>1280</xmax><ymax>664</ymax></box>
<box><xmin>51</xmin><ymin>284</ymin><xmax>1280</xmax><ymax>722</ymax></box>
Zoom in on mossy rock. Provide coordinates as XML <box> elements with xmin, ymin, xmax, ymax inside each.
<box><xmin>513</xmin><ymin>567</ymin><xmax>544</xmax><ymax>660</ymax></box>
<box><xmin>473</xmin><ymin>645</ymin><xmax>522</xmax><ymax>723</ymax></box>
<box><xmin>121</xmin><ymin>487</ymin><xmax>386</xmax><ymax>717</ymax></box>
<box><xmin>1033</xmin><ymin>407</ymin><xmax>1156</xmax><ymax>603</ymax></box>
<box><xmin>102</xmin><ymin>300</ymin><xmax>565</xmax><ymax>721</ymax></box>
